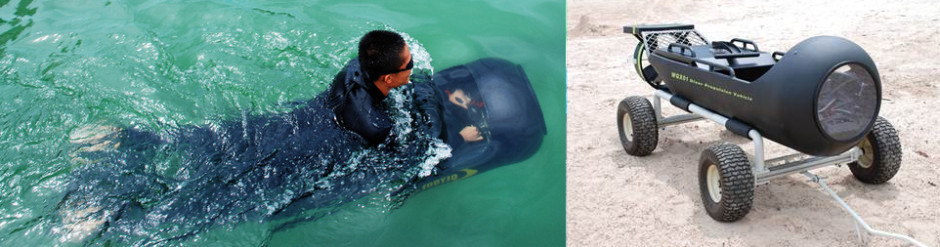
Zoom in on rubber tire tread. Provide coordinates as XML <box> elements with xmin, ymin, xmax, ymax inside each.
<box><xmin>848</xmin><ymin>117</ymin><xmax>902</xmax><ymax>184</ymax></box>
<box><xmin>617</xmin><ymin>96</ymin><xmax>658</xmax><ymax>156</ymax></box>
<box><xmin>699</xmin><ymin>143</ymin><xmax>754</xmax><ymax>222</ymax></box>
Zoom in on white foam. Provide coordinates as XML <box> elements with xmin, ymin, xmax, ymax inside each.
<box><xmin>31</xmin><ymin>33</ymin><xmax>62</xmax><ymax>43</ymax></box>
<box><xmin>262</xmin><ymin>31</ymin><xmax>289</xmax><ymax>50</ymax></box>
<box><xmin>394</xmin><ymin>30</ymin><xmax>434</xmax><ymax>74</ymax></box>
<box><xmin>418</xmin><ymin>140</ymin><xmax>452</xmax><ymax>178</ymax></box>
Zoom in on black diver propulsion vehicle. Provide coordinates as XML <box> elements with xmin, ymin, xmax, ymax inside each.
<box><xmin>413</xmin><ymin>58</ymin><xmax>546</xmax><ymax>192</ymax></box>
<box><xmin>618</xmin><ymin>24</ymin><xmax>901</xmax><ymax>222</ymax></box>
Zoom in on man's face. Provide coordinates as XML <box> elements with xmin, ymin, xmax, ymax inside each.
<box><xmin>385</xmin><ymin>45</ymin><xmax>412</xmax><ymax>89</ymax></box>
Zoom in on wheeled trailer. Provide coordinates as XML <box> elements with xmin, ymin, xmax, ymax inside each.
<box><xmin>617</xmin><ymin>24</ymin><xmax>923</xmax><ymax>245</ymax></box>
<box><xmin>617</xmin><ymin>25</ymin><xmax>925</xmax><ymax>246</ymax></box>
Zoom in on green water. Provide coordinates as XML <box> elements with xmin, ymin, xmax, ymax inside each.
<box><xmin>0</xmin><ymin>0</ymin><xmax>564</xmax><ymax>246</ymax></box>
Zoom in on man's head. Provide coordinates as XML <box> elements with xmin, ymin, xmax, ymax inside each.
<box><xmin>358</xmin><ymin>30</ymin><xmax>412</xmax><ymax>95</ymax></box>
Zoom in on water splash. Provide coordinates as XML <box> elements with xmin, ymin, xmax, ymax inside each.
<box><xmin>386</xmin><ymin>87</ymin><xmax>453</xmax><ymax>179</ymax></box>
<box><xmin>399</xmin><ymin>31</ymin><xmax>434</xmax><ymax>74</ymax></box>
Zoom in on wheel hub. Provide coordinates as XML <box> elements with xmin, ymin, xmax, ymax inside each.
<box><xmin>706</xmin><ymin>164</ymin><xmax>721</xmax><ymax>202</ymax></box>
<box><xmin>622</xmin><ymin>113</ymin><xmax>633</xmax><ymax>142</ymax></box>
<box><xmin>857</xmin><ymin>137</ymin><xmax>874</xmax><ymax>168</ymax></box>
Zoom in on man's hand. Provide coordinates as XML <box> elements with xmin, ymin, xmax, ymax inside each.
<box><xmin>459</xmin><ymin>125</ymin><xmax>484</xmax><ymax>142</ymax></box>
<box><xmin>448</xmin><ymin>89</ymin><xmax>472</xmax><ymax>109</ymax></box>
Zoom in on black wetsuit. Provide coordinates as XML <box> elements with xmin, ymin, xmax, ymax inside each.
<box><xmin>324</xmin><ymin>58</ymin><xmax>393</xmax><ymax>146</ymax></box>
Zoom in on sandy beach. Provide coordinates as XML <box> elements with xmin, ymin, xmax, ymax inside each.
<box><xmin>566</xmin><ymin>0</ymin><xmax>940</xmax><ymax>246</ymax></box>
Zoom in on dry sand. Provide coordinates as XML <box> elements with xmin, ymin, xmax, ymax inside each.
<box><xmin>566</xmin><ymin>0</ymin><xmax>940</xmax><ymax>246</ymax></box>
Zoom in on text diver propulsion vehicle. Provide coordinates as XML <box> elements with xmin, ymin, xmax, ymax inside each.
<box><xmin>617</xmin><ymin>24</ymin><xmax>902</xmax><ymax>222</ymax></box>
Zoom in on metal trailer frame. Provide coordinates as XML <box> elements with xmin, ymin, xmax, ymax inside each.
<box><xmin>647</xmin><ymin>89</ymin><xmax>927</xmax><ymax>247</ymax></box>
<box><xmin>650</xmin><ymin>89</ymin><xmax>861</xmax><ymax>184</ymax></box>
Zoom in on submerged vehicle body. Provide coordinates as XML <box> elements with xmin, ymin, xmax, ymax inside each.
<box><xmin>617</xmin><ymin>24</ymin><xmax>901</xmax><ymax>222</ymax></box>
